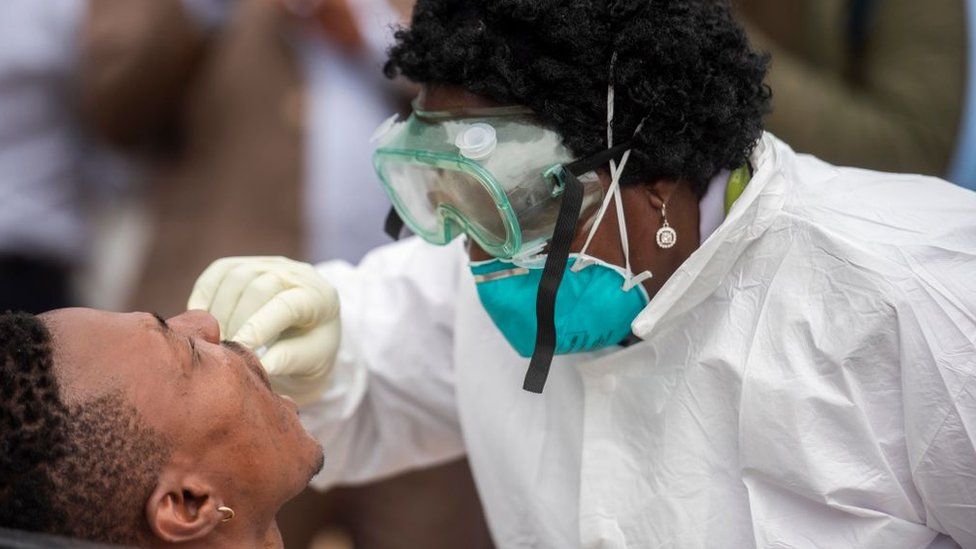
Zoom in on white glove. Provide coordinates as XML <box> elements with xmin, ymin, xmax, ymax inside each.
<box><xmin>187</xmin><ymin>256</ymin><xmax>341</xmax><ymax>405</ymax></box>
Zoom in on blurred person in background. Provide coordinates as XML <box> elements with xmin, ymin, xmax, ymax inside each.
<box><xmin>734</xmin><ymin>0</ymin><xmax>975</xmax><ymax>186</ymax></box>
<box><xmin>0</xmin><ymin>0</ymin><xmax>231</xmax><ymax>316</ymax></box>
<box><xmin>112</xmin><ymin>0</ymin><xmax>413</xmax><ymax>314</ymax></box>
<box><xmin>83</xmin><ymin>0</ymin><xmax>301</xmax><ymax>317</ymax></box>
<box><xmin>289</xmin><ymin>0</ymin><xmax>417</xmax><ymax>264</ymax></box>
<box><xmin>0</xmin><ymin>0</ymin><xmax>111</xmax><ymax>314</ymax></box>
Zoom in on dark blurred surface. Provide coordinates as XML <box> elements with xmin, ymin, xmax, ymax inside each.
<box><xmin>0</xmin><ymin>255</ymin><xmax>73</xmax><ymax>314</ymax></box>
<box><xmin>279</xmin><ymin>459</ymin><xmax>494</xmax><ymax>549</ymax></box>
<box><xmin>0</xmin><ymin>528</ymin><xmax>126</xmax><ymax>549</ymax></box>
<box><xmin>735</xmin><ymin>0</ymin><xmax>967</xmax><ymax>175</ymax></box>
<box><xmin>102</xmin><ymin>0</ymin><xmax>307</xmax><ymax>316</ymax></box>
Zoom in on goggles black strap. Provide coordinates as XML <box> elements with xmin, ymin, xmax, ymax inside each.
<box><xmin>523</xmin><ymin>141</ymin><xmax>633</xmax><ymax>394</ymax></box>
<box><xmin>385</xmin><ymin>206</ymin><xmax>405</xmax><ymax>241</ymax></box>
<box><xmin>564</xmin><ymin>141</ymin><xmax>632</xmax><ymax>178</ymax></box>
<box><xmin>523</xmin><ymin>166</ymin><xmax>583</xmax><ymax>393</ymax></box>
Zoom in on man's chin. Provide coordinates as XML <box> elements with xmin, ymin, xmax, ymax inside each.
<box><xmin>278</xmin><ymin>439</ymin><xmax>323</xmax><ymax>504</ymax></box>
<box><xmin>307</xmin><ymin>441</ymin><xmax>325</xmax><ymax>485</ymax></box>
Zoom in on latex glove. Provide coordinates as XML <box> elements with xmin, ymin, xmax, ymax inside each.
<box><xmin>187</xmin><ymin>257</ymin><xmax>340</xmax><ymax>405</ymax></box>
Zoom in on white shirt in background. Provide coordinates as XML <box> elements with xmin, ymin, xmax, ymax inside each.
<box><xmin>0</xmin><ymin>0</ymin><xmax>87</xmax><ymax>263</ymax></box>
<box><xmin>297</xmin><ymin>0</ymin><xmax>404</xmax><ymax>264</ymax></box>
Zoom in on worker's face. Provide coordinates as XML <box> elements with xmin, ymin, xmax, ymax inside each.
<box><xmin>419</xmin><ymin>85</ymin><xmax>702</xmax><ymax>298</ymax></box>
<box><xmin>42</xmin><ymin>308</ymin><xmax>323</xmax><ymax>546</ymax></box>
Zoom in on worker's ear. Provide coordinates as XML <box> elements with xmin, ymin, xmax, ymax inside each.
<box><xmin>643</xmin><ymin>179</ymin><xmax>684</xmax><ymax>210</ymax></box>
<box><xmin>145</xmin><ymin>471</ymin><xmax>224</xmax><ymax>543</ymax></box>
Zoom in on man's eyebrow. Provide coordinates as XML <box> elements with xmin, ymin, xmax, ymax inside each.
<box><xmin>151</xmin><ymin>312</ymin><xmax>170</xmax><ymax>333</ymax></box>
<box><xmin>150</xmin><ymin>312</ymin><xmax>192</xmax><ymax>377</ymax></box>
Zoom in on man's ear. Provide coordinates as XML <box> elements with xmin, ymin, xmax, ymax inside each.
<box><xmin>145</xmin><ymin>470</ymin><xmax>224</xmax><ymax>543</ymax></box>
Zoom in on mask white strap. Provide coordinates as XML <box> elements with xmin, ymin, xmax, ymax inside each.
<box><xmin>607</xmin><ymin>52</ymin><xmax>618</xmax><ymax>149</ymax></box>
<box><xmin>610</xmin><ymin>154</ymin><xmax>653</xmax><ymax>291</ymax></box>
<box><xmin>573</xmin><ymin>169</ymin><xmax>620</xmax><ymax>270</ymax></box>
<box><xmin>616</xmin><ymin>115</ymin><xmax>653</xmax><ymax>290</ymax></box>
<box><xmin>574</xmin><ymin>54</ymin><xmax>622</xmax><ymax>272</ymax></box>
<box><xmin>574</xmin><ymin>53</ymin><xmax>653</xmax><ymax>290</ymax></box>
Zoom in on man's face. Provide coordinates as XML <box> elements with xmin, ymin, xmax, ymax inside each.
<box><xmin>43</xmin><ymin>308</ymin><xmax>323</xmax><ymax>525</ymax></box>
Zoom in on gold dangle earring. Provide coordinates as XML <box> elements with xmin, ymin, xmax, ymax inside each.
<box><xmin>656</xmin><ymin>201</ymin><xmax>677</xmax><ymax>249</ymax></box>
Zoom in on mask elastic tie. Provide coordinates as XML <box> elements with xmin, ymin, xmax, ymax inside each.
<box><xmin>616</xmin><ymin>113</ymin><xmax>652</xmax><ymax>290</ymax></box>
<box><xmin>608</xmin><ymin>153</ymin><xmax>653</xmax><ymax>292</ymax></box>
<box><xmin>572</xmin><ymin>172</ymin><xmax>621</xmax><ymax>271</ymax></box>
<box><xmin>607</xmin><ymin>52</ymin><xmax>618</xmax><ymax>148</ymax></box>
<box><xmin>573</xmin><ymin>147</ymin><xmax>629</xmax><ymax>264</ymax></box>
<box><xmin>574</xmin><ymin>59</ymin><xmax>624</xmax><ymax>272</ymax></box>
<box><xmin>570</xmin><ymin>145</ymin><xmax>649</xmax><ymax>295</ymax></box>
<box><xmin>575</xmin><ymin>55</ymin><xmax>652</xmax><ymax>291</ymax></box>
<box><xmin>564</xmin><ymin>140</ymin><xmax>631</xmax><ymax>270</ymax></box>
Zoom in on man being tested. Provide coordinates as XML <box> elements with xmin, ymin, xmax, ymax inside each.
<box><xmin>0</xmin><ymin>309</ymin><xmax>323</xmax><ymax>547</ymax></box>
<box><xmin>192</xmin><ymin>0</ymin><xmax>976</xmax><ymax>546</ymax></box>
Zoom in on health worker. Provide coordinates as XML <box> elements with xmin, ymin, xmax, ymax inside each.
<box><xmin>188</xmin><ymin>1</ymin><xmax>976</xmax><ymax>547</ymax></box>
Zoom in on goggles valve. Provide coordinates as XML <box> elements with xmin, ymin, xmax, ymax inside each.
<box><xmin>455</xmin><ymin>123</ymin><xmax>498</xmax><ymax>160</ymax></box>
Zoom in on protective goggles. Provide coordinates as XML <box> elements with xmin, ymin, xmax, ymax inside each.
<box><xmin>372</xmin><ymin>102</ymin><xmax>607</xmax><ymax>260</ymax></box>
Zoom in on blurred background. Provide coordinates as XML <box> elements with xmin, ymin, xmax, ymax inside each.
<box><xmin>0</xmin><ymin>0</ymin><xmax>972</xmax><ymax>547</ymax></box>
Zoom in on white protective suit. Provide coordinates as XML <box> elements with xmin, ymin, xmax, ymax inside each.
<box><xmin>302</xmin><ymin>133</ymin><xmax>976</xmax><ymax>548</ymax></box>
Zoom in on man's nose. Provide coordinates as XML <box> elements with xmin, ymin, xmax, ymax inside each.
<box><xmin>168</xmin><ymin>309</ymin><xmax>221</xmax><ymax>344</ymax></box>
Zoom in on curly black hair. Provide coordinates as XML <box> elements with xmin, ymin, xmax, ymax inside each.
<box><xmin>385</xmin><ymin>0</ymin><xmax>771</xmax><ymax>194</ymax></box>
<box><xmin>0</xmin><ymin>312</ymin><xmax>167</xmax><ymax>545</ymax></box>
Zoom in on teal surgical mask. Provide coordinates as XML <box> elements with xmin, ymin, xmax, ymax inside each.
<box><xmin>472</xmin><ymin>255</ymin><xmax>650</xmax><ymax>357</ymax></box>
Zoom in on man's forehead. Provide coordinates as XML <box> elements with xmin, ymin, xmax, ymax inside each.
<box><xmin>39</xmin><ymin>309</ymin><xmax>267</xmax><ymax>468</ymax></box>
<box><xmin>42</xmin><ymin>308</ymin><xmax>182</xmax><ymax>405</ymax></box>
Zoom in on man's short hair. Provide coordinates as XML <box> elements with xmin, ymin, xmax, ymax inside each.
<box><xmin>0</xmin><ymin>312</ymin><xmax>167</xmax><ymax>545</ymax></box>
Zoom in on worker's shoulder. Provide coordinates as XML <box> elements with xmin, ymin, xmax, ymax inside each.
<box><xmin>782</xmin><ymin>153</ymin><xmax>976</xmax><ymax>246</ymax></box>
<box><xmin>775</xmin><ymin>154</ymin><xmax>976</xmax><ymax>310</ymax></box>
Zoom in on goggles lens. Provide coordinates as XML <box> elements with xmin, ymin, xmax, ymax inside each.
<box><xmin>375</xmin><ymin>156</ymin><xmax>514</xmax><ymax>252</ymax></box>
<box><xmin>372</xmin><ymin>105</ymin><xmax>603</xmax><ymax>259</ymax></box>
